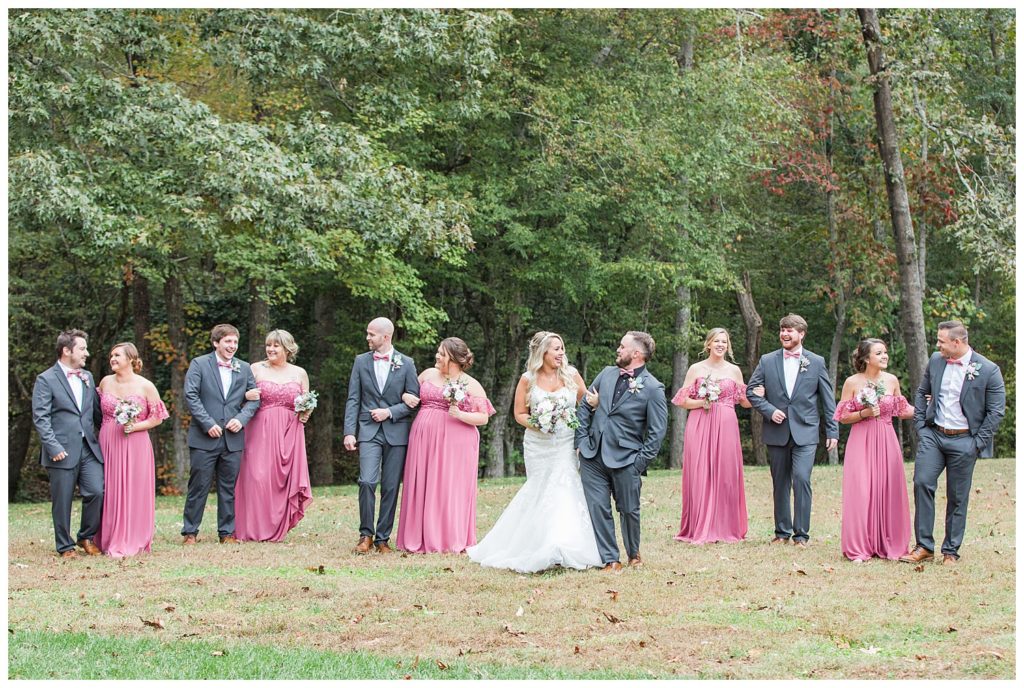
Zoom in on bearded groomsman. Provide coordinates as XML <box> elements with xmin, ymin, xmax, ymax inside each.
<box><xmin>181</xmin><ymin>324</ymin><xmax>260</xmax><ymax>545</ymax></box>
<box><xmin>747</xmin><ymin>314</ymin><xmax>838</xmax><ymax>547</ymax></box>
<box><xmin>32</xmin><ymin>329</ymin><xmax>105</xmax><ymax>557</ymax></box>
<box><xmin>343</xmin><ymin>317</ymin><xmax>420</xmax><ymax>554</ymax></box>
<box><xmin>901</xmin><ymin>320</ymin><xmax>1005</xmax><ymax>566</ymax></box>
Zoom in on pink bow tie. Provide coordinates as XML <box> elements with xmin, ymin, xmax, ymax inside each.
<box><xmin>618</xmin><ymin>368</ymin><xmax>635</xmax><ymax>377</ymax></box>
<box><xmin>945</xmin><ymin>358</ymin><xmax>963</xmax><ymax>366</ymax></box>
<box><xmin>784</xmin><ymin>350</ymin><xmax>801</xmax><ymax>359</ymax></box>
<box><xmin>218</xmin><ymin>360</ymin><xmax>233</xmax><ymax>369</ymax></box>
<box><xmin>373</xmin><ymin>353</ymin><xmax>390</xmax><ymax>361</ymax></box>
<box><xmin>66</xmin><ymin>369</ymin><xmax>85</xmax><ymax>380</ymax></box>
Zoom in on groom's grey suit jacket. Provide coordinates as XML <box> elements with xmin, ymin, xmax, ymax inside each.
<box><xmin>914</xmin><ymin>350</ymin><xmax>1005</xmax><ymax>458</ymax></box>
<box><xmin>575</xmin><ymin>366</ymin><xmax>668</xmax><ymax>473</ymax></box>
<box><xmin>32</xmin><ymin>363</ymin><xmax>104</xmax><ymax>469</ymax></box>
<box><xmin>184</xmin><ymin>353</ymin><xmax>260</xmax><ymax>452</ymax></box>
<box><xmin>747</xmin><ymin>348</ymin><xmax>838</xmax><ymax>447</ymax></box>
<box><xmin>343</xmin><ymin>351</ymin><xmax>419</xmax><ymax>445</ymax></box>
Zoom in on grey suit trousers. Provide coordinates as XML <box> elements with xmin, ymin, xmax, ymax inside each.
<box><xmin>181</xmin><ymin>438</ymin><xmax>243</xmax><ymax>538</ymax></box>
<box><xmin>47</xmin><ymin>444</ymin><xmax>104</xmax><ymax>553</ymax></box>
<box><xmin>912</xmin><ymin>427</ymin><xmax>977</xmax><ymax>557</ymax></box>
<box><xmin>767</xmin><ymin>440</ymin><xmax>816</xmax><ymax>542</ymax></box>
<box><xmin>580</xmin><ymin>455</ymin><xmax>642</xmax><ymax>564</ymax></box>
<box><xmin>358</xmin><ymin>428</ymin><xmax>408</xmax><ymax>544</ymax></box>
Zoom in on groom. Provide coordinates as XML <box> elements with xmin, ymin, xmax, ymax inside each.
<box><xmin>576</xmin><ymin>332</ymin><xmax>668</xmax><ymax>571</ymax></box>
<box><xmin>343</xmin><ymin>317</ymin><xmax>419</xmax><ymax>555</ymax></box>
<box><xmin>747</xmin><ymin>313</ymin><xmax>837</xmax><ymax>547</ymax></box>
<box><xmin>901</xmin><ymin>320</ymin><xmax>1004</xmax><ymax>565</ymax></box>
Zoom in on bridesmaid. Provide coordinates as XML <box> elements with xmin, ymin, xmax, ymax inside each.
<box><xmin>671</xmin><ymin>328</ymin><xmax>752</xmax><ymax>544</ymax></box>
<box><xmin>834</xmin><ymin>338</ymin><xmax>915</xmax><ymax>561</ymax></box>
<box><xmin>396</xmin><ymin>337</ymin><xmax>495</xmax><ymax>554</ymax></box>
<box><xmin>234</xmin><ymin>329</ymin><xmax>314</xmax><ymax>542</ymax></box>
<box><xmin>95</xmin><ymin>343</ymin><xmax>168</xmax><ymax>557</ymax></box>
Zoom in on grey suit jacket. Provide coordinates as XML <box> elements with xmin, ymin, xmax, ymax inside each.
<box><xmin>184</xmin><ymin>353</ymin><xmax>260</xmax><ymax>452</ymax></box>
<box><xmin>747</xmin><ymin>348</ymin><xmax>838</xmax><ymax>447</ymax></box>
<box><xmin>575</xmin><ymin>365</ymin><xmax>669</xmax><ymax>472</ymax></box>
<box><xmin>343</xmin><ymin>351</ymin><xmax>420</xmax><ymax>446</ymax></box>
<box><xmin>914</xmin><ymin>350</ymin><xmax>1005</xmax><ymax>458</ymax></box>
<box><xmin>32</xmin><ymin>363</ymin><xmax>104</xmax><ymax>469</ymax></box>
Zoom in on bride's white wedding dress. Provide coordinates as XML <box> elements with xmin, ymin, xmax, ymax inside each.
<box><xmin>467</xmin><ymin>385</ymin><xmax>602</xmax><ymax>573</ymax></box>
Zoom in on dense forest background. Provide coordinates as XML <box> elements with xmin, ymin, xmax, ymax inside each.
<box><xmin>8</xmin><ymin>8</ymin><xmax>1015</xmax><ymax>500</ymax></box>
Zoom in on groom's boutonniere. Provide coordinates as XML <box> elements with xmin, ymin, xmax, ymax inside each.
<box><xmin>230</xmin><ymin>359</ymin><xmax>241</xmax><ymax>374</ymax></box>
<box><xmin>627</xmin><ymin>376</ymin><xmax>645</xmax><ymax>394</ymax></box>
<box><xmin>965</xmin><ymin>361</ymin><xmax>981</xmax><ymax>381</ymax></box>
<box><xmin>390</xmin><ymin>355</ymin><xmax>404</xmax><ymax>372</ymax></box>
<box><xmin>798</xmin><ymin>355</ymin><xmax>810</xmax><ymax>374</ymax></box>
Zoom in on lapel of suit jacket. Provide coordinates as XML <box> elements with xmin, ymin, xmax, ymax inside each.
<box><xmin>958</xmin><ymin>351</ymin><xmax>981</xmax><ymax>406</ymax></box>
<box><xmin>774</xmin><ymin>350</ymin><xmax>790</xmax><ymax>401</ymax></box>
<box><xmin>52</xmin><ymin>363</ymin><xmax>83</xmax><ymax>414</ymax></box>
<box><xmin>381</xmin><ymin>352</ymin><xmax>401</xmax><ymax>394</ymax></box>
<box><xmin>791</xmin><ymin>350</ymin><xmax>810</xmax><ymax>399</ymax></box>
<box><xmin>208</xmin><ymin>354</ymin><xmax>228</xmax><ymax>400</ymax></box>
<box><xmin>611</xmin><ymin>369</ymin><xmax>642</xmax><ymax>412</ymax></box>
<box><xmin>598</xmin><ymin>368</ymin><xmax>617</xmax><ymax>414</ymax></box>
<box><xmin>367</xmin><ymin>354</ymin><xmax>383</xmax><ymax>396</ymax></box>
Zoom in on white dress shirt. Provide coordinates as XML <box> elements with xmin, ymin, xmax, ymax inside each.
<box><xmin>783</xmin><ymin>347</ymin><xmax>803</xmax><ymax>397</ymax></box>
<box><xmin>374</xmin><ymin>348</ymin><xmax>394</xmax><ymax>391</ymax></box>
<box><xmin>216</xmin><ymin>356</ymin><xmax>234</xmax><ymax>398</ymax></box>
<box><xmin>57</xmin><ymin>361</ymin><xmax>84</xmax><ymax>410</ymax></box>
<box><xmin>935</xmin><ymin>348</ymin><xmax>972</xmax><ymax>430</ymax></box>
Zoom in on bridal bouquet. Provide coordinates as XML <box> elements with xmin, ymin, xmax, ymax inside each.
<box><xmin>529</xmin><ymin>397</ymin><xmax>580</xmax><ymax>434</ymax></box>
<box><xmin>294</xmin><ymin>390</ymin><xmax>318</xmax><ymax>414</ymax></box>
<box><xmin>696</xmin><ymin>376</ymin><xmax>722</xmax><ymax>409</ymax></box>
<box><xmin>856</xmin><ymin>379</ymin><xmax>887</xmax><ymax>408</ymax></box>
<box><xmin>114</xmin><ymin>398</ymin><xmax>143</xmax><ymax>434</ymax></box>
<box><xmin>441</xmin><ymin>378</ymin><xmax>469</xmax><ymax>406</ymax></box>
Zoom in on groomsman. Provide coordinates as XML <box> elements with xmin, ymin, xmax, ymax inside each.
<box><xmin>181</xmin><ymin>324</ymin><xmax>260</xmax><ymax>544</ymax></box>
<box><xmin>747</xmin><ymin>314</ymin><xmax>838</xmax><ymax>547</ymax></box>
<box><xmin>32</xmin><ymin>329</ymin><xmax>104</xmax><ymax>557</ymax></box>
<box><xmin>343</xmin><ymin>317</ymin><xmax>420</xmax><ymax>554</ymax></box>
<box><xmin>901</xmin><ymin>320</ymin><xmax>1005</xmax><ymax>565</ymax></box>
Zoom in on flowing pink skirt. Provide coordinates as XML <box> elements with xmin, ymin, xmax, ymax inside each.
<box><xmin>235</xmin><ymin>407</ymin><xmax>313</xmax><ymax>542</ymax></box>
<box><xmin>96</xmin><ymin>421</ymin><xmax>155</xmax><ymax>557</ymax></box>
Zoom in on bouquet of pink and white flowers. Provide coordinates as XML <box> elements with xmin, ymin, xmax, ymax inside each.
<box><xmin>696</xmin><ymin>376</ymin><xmax>722</xmax><ymax>408</ymax></box>
<box><xmin>294</xmin><ymin>390</ymin><xmax>318</xmax><ymax>414</ymax></box>
<box><xmin>114</xmin><ymin>398</ymin><xmax>143</xmax><ymax>434</ymax></box>
<box><xmin>529</xmin><ymin>397</ymin><xmax>580</xmax><ymax>434</ymax></box>
<box><xmin>441</xmin><ymin>378</ymin><xmax>469</xmax><ymax>406</ymax></box>
<box><xmin>856</xmin><ymin>379</ymin><xmax>887</xmax><ymax>408</ymax></box>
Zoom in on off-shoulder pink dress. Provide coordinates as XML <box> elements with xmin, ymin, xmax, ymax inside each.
<box><xmin>96</xmin><ymin>392</ymin><xmax>168</xmax><ymax>557</ymax></box>
<box><xmin>397</xmin><ymin>381</ymin><xmax>495</xmax><ymax>553</ymax></box>
<box><xmin>834</xmin><ymin>395</ymin><xmax>912</xmax><ymax>561</ymax></box>
<box><xmin>671</xmin><ymin>377</ymin><xmax>748</xmax><ymax>544</ymax></box>
<box><xmin>235</xmin><ymin>380</ymin><xmax>313</xmax><ymax>542</ymax></box>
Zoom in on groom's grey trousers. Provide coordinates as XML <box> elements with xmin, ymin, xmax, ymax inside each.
<box><xmin>580</xmin><ymin>455</ymin><xmax>642</xmax><ymax>564</ymax></box>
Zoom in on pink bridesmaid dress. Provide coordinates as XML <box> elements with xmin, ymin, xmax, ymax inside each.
<box><xmin>671</xmin><ymin>377</ymin><xmax>748</xmax><ymax>544</ymax></box>
<box><xmin>235</xmin><ymin>380</ymin><xmax>313</xmax><ymax>542</ymax></box>
<box><xmin>834</xmin><ymin>394</ymin><xmax>912</xmax><ymax>561</ymax></box>
<box><xmin>96</xmin><ymin>392</ymin><xmax>168</xmax><ymax>557</ymax></box>
<box><xmin>397</xmin><ymin>381</ymin><xmax>496</xmax><ymax>553</ymax></box>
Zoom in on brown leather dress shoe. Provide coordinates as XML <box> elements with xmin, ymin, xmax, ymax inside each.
<box><xmin>374</xmin><ymin>541</ymin><xmax>393</xmax><ymax>554</ymax></box>
<box><xmin>219</xmin><ymin>535</ymin><xmax>239</xmax><ymax>544</ymax></box>
<box><xmin>792</xmin><ymin>540</ymin><xmax>808</xmax><ymax>549</ymax></box>
<box><xmin>899</xmin><ymin>546</ymin><xmax>934</xmax><ymax>564</ymax></box>
<box><xmin>942</xmin><ymin>554</ymin><xmax>958</xmax><ymax>566</ymax></box>
<box><xmin>602</xmin><ymin>562</ymin><xmax>623</xmax><ymax>572</ymax></box>
<box><xmin>76</xmin><ymin>538</ymin><xmax>100</xmax><ymax>555</ymax></box>
<box><xmin>770</xmin><ymin>537</ymin><xmax>789</xmax><ymax>545</ymax></box>
<box><xmin>60</xmin><ymin>549</ymin><xmax>78</xmax><ymax>559</ymax></box>
<box><xmin>353</xmin><ymin>536</ymin><xmax>373</xmax><ymax>554</ymax></box>
<box><xmin>182</xmin><ymin>534</ymin><xmax>197</xmax><ymax>545</ymax></box>
<box><xmin>628</xmin><ymin>556</ymin><xmax>643</xmax><ymax>567</ymax></box>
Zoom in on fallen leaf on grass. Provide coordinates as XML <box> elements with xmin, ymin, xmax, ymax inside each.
<box><xmin>442</xmin><ymin>567</ymin><xmax>454</xmax><ymax>573</ymax></box>
<box><xmin>573</xmin><ymin>645</ymin><xmax>581</xmax><ymax>655</ymax></box>
<box><xmin>915</xmin><ymin>654</ymin><xmax>928</xmax><ymax>660</ymax></box>
<box><xmin>13</xmin><ymin>563</ymin><xmax>28</xmax><ymax>569</ymax></box>
<box><xmin>436</xmin><ymin>660</ymin><xmax>448</xmax><ymax>670</ymax></box>
<box><xmin>403</xmin><ymin>675</ymin><xmax>411</xmax><ymax>680</ymax></box>
<box><xmin>665</xmin><ymin>581</ymin><xmax>676</xmax><ymax>586</ymax></box>
<box><xmin>606</xmin><ymin>589</ymin><xmax>619</xmax><ymax>602</ymax></box>
<box><xmin>821</xmin><ymin>565</ymin><xmax>834</xmax><ymax>573</ymax></box>
<box><xmin>301</xmin><ymin>586</ymin><xmax>310</xmax><ymax>592</ymax></box>
<box><xmin>859</xmin><ymin>646</ymin><xmax>881</xmax><ymax>655</ymax></box>
<box><xmin>515</xmin><ymin>606</ymin><xmax>524</xmax><ymax>617</ymax></box>
<box><xmin>603</xmin><ymin>611</ymin><xmax>623</xmax><ymax>624</ymax></box>
<box><xmin>977</xmin><ymin>650</ymin><xmax>1003</xmax><ymax>660</ymax></box>
<box><xmin>350</xmin><ymin>615</ymin><xmax>364</xmax><ymax>624</ymax></box>
<box><xmin>502</xmin><ymin>624</ymin><xmax>525</xmax><ymax>637</ymax></box>
<box><xmin>914</xmin><ymin>565</ymin><xmax>925</xmax><ymax>572</ymax></box>
<box><xmin>946</xmin><ymin>626</ymin><xmax>957</xmax><ymax>633</ymax></box>
<box><xmin>794</xmin><ymin>569</ymin><xmax>807</xmax><ymax>576</ymax></box>
<box><xmin>212</xmin><ymin>650</ymin><xmax>226</xmax><ymax>657</ymax></box>
<box><xmin>140</xmin><ymin>617</ymin><xmax>164</xmax><ymax>630</ymax></box>
<box><xmin>164</xmin><ymin>604</ymin><xmax>176</xmax><ymax>612</ymax></box>
<box><xmin>306</xmin><ymin>565</ymin><xmax>326</xmax><ymax>575</ymax></box>
<box><xmin>411</xmin><ymin>656</ymin><xmax>420</xmax><ymax>669</ymax></box>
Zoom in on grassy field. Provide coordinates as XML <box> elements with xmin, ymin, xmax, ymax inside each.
<box><xmin>7</xmin><ymin>459</ymin><xmax>1016</xmax><ymax>679</ymax></box>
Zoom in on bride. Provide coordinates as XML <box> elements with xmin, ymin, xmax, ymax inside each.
<box><xmin>467</xmin><ymin>331</ymin><xmax>602</xmax><ymax>573</ymax></box>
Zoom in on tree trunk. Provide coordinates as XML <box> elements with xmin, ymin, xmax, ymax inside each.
<box><xmin>736</xmin><ymin>271</ymin><xmax>767</xmax><ymax>466</ymax></box>
<box><xmin>824</xmin><ymin>77</ymin><xmax>843</xmax><ymax>466</ymax></box>
<box><xmin>858</xmin><ymin>9</ymin><xmax>928</xmax><ymax>396</ymax></box>
<box><xmin>669</xmin><ymin>283</ymin><xmax>690</xmax><ymax>470</ymax></box>
<box><xmin>308</xmin><ymin>293</ymin><xmax>335</xmax><ymax>486</ymax></box>
<box><xmin>248</xmin><ymin>282</ymin><xmax>270</xmax><ymax>363</ymax></box>
<box><xmin>484</xmin><ymin>370</ymin><xmax>519</xmax><ymax>478</ymax></box>
<box><xmin>132</xmin><ymin>271</ymin><xmax>154</xmax><ymax>374</ymax></box>
<box><xmin>164</xmin><ymin>273</ymin><xmax>190</xmax><ymax>493</ymax></box>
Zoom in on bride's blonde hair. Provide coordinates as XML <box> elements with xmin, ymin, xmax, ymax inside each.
<box><xmin>524</xmin><ymin>331</ymin><xmax>577</xmax><ymax>393</ymax></box>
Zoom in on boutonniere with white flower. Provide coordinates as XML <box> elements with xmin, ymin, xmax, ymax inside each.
<box><xmin>799</xmin><ymin>355</ymin><xmax>810</xmax><ymax>374</ymax></box>
<box><xmin>230</xmin><ymin>359</ymin><xmax>241</xmax><ymax>374</ymax></box>
<box><xmin>627</xmin><ymin>376</ymin><xmax>646</xmax><ymax>394</ymax></box>
<box><xmin>965</xmin><ymin>361</ymin><xmax>981</xmax><ymax>381</ymax></box>
<box><xmin>390</xmin><ymin>355</ymin><xmax>404</xmax><ymax>372</ymax></box>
